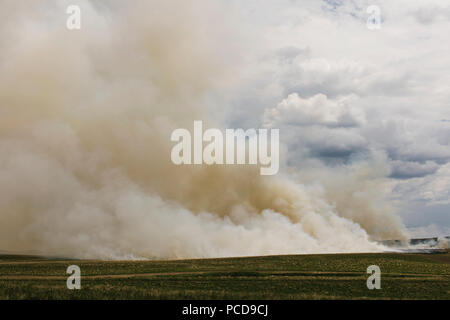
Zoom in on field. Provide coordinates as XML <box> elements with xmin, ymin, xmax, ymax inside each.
<box><xmin>0</xmin><ymin>251</ymin><xmax>449</xmax><ymax>299</ymax></box>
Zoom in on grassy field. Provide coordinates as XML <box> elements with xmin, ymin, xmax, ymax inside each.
<box><xmin>0</xmin><ymin>251</ymin><xmax>449</xmax><ymax>299</ymax></box>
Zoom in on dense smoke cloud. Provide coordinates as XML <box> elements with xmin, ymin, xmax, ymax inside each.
<box><xmin>0</xmin><ymin>0</ymin><xmax>407</xmax><ymax>259</ymax></box>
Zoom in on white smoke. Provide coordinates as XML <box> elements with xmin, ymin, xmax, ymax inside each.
<box><xmin>0</xmin><ymin>0</ymin><xmax>407</xmax><ymax>259</ymax></box>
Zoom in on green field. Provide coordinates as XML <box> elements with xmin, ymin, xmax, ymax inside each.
<box><xmin>0</xmin><ymin>251</ymin><xmax>449</xmax><ymax>299</ymax></box>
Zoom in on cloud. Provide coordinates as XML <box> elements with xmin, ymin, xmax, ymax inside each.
<box><xmin>264</xmin><ymin>93</ymin><xmax>365</xmax><ymax>128</ymax></box>
<box><xmin>413</xmin><ymin>4</ymin><xmax>450</xmax><ymax>25</ymax></box>
<box><xmin>389</xmin><ymin>160</ymin><xmax>440</xmax><ymax>179</ymax></box>
<box><xmin>408</xmin><ymin>224</ymin><xmax>450</xmax><ymax>238</ymax></box>
<box><xmin>223</xmin><ymin>0</ymin><xmax>450</xmax><ymax>231</ymax></box>
<box><xmin>393</xmin><ymin>163</ymin><xmax>450</xmax><ymax>205</ymax></box>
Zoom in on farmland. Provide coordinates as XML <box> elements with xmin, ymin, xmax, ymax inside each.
<box><xmin>0</xmin><ymin>251</ymin><xmax>449</xmax><ymax>299</ymax></box>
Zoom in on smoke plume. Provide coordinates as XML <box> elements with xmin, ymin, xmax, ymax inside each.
<box><xmin>0</xmin><ymin>0</ymin><xmax>407</xmax><ymax>259</ymax></box>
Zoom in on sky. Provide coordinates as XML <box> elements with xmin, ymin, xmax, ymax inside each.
<box><xmin>213</xmin><ymin>0</ymin><xmax>450</xmax><ymax>236</ymax></box>
<box><xmin>0</xmin><ymin>0</ymin><xmax>449</xmax><ymax>259</ymax></box>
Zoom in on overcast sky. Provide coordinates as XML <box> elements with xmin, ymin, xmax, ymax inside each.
<box><xmin>217</xmin><ymin>0</ymin><xmax>450</xmax><ymax>236</ymax></box>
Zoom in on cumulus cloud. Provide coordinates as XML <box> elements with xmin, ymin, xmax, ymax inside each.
<box><xmin>264</xmin><ymin>93</ymin><xmax>365</xmax><ymax>128</ymax></box>
<box><xmin>223</xmin><ymin>0</ymin><xmax>450</xmax><ymax>231</ymax></box>
<box><xmin>393</xmin><ymin>163</ymin><xmax>450</xmax><ymax>205</ymax></box>
<box><xmin>390</xmin><ymin>160</ymin><xmax>440</xmax><ymax>179</ymax></box>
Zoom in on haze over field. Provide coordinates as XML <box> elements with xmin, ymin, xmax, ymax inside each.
<box><xmin>1</xmin><ymin>0</ymin><xmax>448</xmax><ymax>259</ymax></box>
